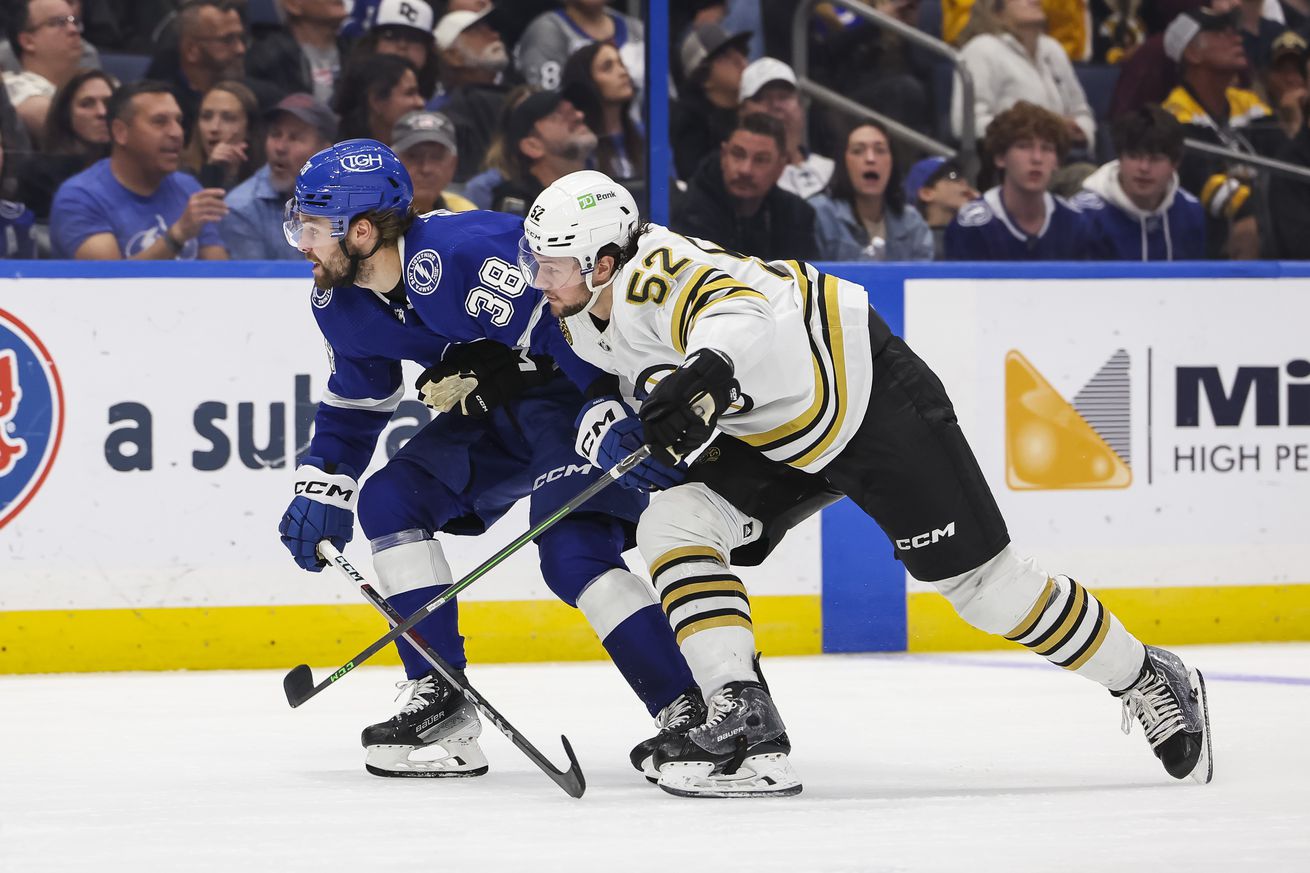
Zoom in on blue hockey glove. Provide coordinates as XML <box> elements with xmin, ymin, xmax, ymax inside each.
<box><xmin>575</xmin><ymin>398</ymin><xmax>686</xmax><ymax>491</ymax></box>
<box><xmin>640</xmin><ymin>350</ymin><xmax>738</xmax><ymax>465</ymax></box>
<box><xmin>278</xmin><ymin>457</ymin><xmax>359</xmax><ymax>572</ymax></box>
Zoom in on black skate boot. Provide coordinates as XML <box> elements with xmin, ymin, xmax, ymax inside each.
<box><xmin>1114</xmin><ymin>646</ymin><xmax>1213</xmax><ymax>784</ymax></box>
<box><xmin>629</xmin><ymin>686</ymin><xmax>708</xmax><ymax>783</ymax></box>
<box><xmin>653</xmin><ymin>681</ymin><xmax>801</xmax><ymax>798</ymax></box>
<box><xmin>361</xmin><ymin>668</ymin><xmax>487</xmax><ymax>778</ymax></box>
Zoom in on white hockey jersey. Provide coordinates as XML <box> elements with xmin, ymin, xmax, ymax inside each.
<box><xmin>560</xmin><ymin>225</ymin><xmax>875</xmax><ymax>473</ymax></box>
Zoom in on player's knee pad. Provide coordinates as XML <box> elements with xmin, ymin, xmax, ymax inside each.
<box><xmin>575</xmin><ymin>568</ymin><xmax>660</xmax><ymax>641</ymax></box>
<box><xmin>931</xmin><ymin>545</ymin><xmax>1052</xmax><ymax>636</ymax></box>
<box><xmin>370</xmin><ymin>531</ymin><xmax>454</xmax><ymax>598</ymax></box>
<box><xmin>636</xmin><ymin>483</ymin><xmax>749</xmax><ymax>571</ymax></box>
<box><xmin>536</xmin><ymin>515</ymin><xmax>626</xmax><ymax>606</ymax></box>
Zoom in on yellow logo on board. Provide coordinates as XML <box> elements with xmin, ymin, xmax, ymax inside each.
<box><xmin>1005</xmin><ymin>350</ymin><xmax>1131</xmax><ymax>490</ymax></box>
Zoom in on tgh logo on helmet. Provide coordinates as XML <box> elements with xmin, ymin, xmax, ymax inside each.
<box><xmin>341</xmin><ymin>153</ymin><xmax>385</xmax><ymax>173</ymax></box>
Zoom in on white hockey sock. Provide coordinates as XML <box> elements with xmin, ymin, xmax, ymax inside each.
<box><xmin>937</xmin><ymin>547</ymin><xmax>1145</xmax><ymax>691</ymax></box>
<box><xmin>1004</xmin><ymin>575</ymin><xmax>1145</xmax><ymax>691</ymax></box>
<box><xmin>649</xmin><ymin>546</ymin><xmax>757</xmax><ymax>696</ymax></box>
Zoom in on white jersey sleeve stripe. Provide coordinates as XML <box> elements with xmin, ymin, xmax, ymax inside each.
<box><xmin>322</xmin><ymin>383</ymin><xmax>405</xmax><ymax>413</ymax></box>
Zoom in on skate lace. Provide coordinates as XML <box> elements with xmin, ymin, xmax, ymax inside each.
<box><xmin>656</xmin><ymin>695</ymin><xmax>693</xmax><ymax>731</ymax></box>
<box><xmin>1120</xmin><ymin>673</ymin><xmax>1185</xmax><ymax>749</ymax></box>
<box><xmin>393</xmin><ymin>674</ymin><xmax>440</xmax><ymax>715</ymax></box>
<box><xmin>701</xmin><ymin>687</ymin><xmax>738</xmax><ymax>730</ymax></box>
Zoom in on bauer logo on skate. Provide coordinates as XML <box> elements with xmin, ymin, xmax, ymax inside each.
<box><xmin>0</xmin><ymin>309</ymin><xmax>64</xmax><ymax>530</ymax></box>
<box><xmin>1005</xmin><ymin>349</ymin><xmax>1132</xmax><ymax>490</ymax></box>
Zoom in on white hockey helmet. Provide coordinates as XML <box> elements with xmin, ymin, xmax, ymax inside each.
<box><xmin>518</xmin><ymin>170</ymin><xmax>639</xmax><ymax>295</ymax></box>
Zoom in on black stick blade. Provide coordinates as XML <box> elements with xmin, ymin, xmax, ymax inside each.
<box><xmin>283</xmin><ymin>664</ymin><xmax>315</xmax><ymax>708</ymax></box>
<box><xmin>555</xmin><ymin>735</ymin><xmax>586</xmax><ymax>799</ymax></box>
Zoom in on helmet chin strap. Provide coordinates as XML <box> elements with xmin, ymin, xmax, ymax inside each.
<box><xmin>578</xmin><ymin>268</ymin><xmax>616</xmax><ymax>316</ymax></box>
<box><xmin>336</xmin><ymin>234</ymin><xmax>385</xmax><ymax>289</ymax></box>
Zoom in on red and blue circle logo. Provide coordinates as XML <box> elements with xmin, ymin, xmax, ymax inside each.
<box><xmin>0</xmin><ymin>309</ymin><xmax>64</xmax><ymax>530</ymax></box>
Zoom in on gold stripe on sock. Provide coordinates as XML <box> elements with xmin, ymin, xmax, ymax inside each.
<box><xmin>660</xmin><ymin>578</ymin><xmax>748</xmax><ymax>613</ymax></box>
<box><xmin>649</xmin><ymin>546</ymin><xmax>726</xmax><ymax>579</ymax></box>
<box><xmin>1061</xmin><ymin>603</ymin><xmax>1111</xmax><ymax>671</ymax></box>
<box><xmin>1032</xmin><ymin>583</ymin><xmax>1088</xmax><ymax>656</ymax></box>
<box><xmin>674</xmin><ymin>613</ymin><xmax>753</xmax><ymax>646</ymax></box>
<box><xmin>1004</xmin><ymin>577</ymin><xmax>1056</xmax><ymax>641</ymax></box>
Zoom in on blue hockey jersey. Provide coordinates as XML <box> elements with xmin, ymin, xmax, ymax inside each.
<box><xmin>306</xmin><ymin>209</ymin><xmax>603</xmax><ymax>474</ymax></box>
<box><xmin>944</xmin><ymin>187</ymin><xmax>1089</xmax><ymax>261</ymax></box>
<box><xmin>1071</xmin><ymin>162</ymin><xmax>1206</xmax><ymax>261</ymax></box>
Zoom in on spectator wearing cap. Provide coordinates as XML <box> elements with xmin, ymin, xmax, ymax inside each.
<box><xmin>433</xmin><ymin>6</ymin><xmax>512</xmax><ymax>182</ymax></box>
<box><xmin>810</xmin><ymin>120</ymin><xmax>933</xmax><ymax>261</ymax></box>
<box><xmin>144</xmin><ymin>0</ymin><xmax>251</xmax><ymax>137</ymax></box>
<box><xmin>490</xmin><ymin>87</ymin><xmax>596</xmax><ymax>215</ymax></box>
<box><xmin>334</xmin><ymin>53</ymin><xmax>425</xmax><ymax>145</ymax></box>
<box><xmin>1161</xmin><ymin>5</ymin><xmax>1285</xmax><ymax>257</ymax></box>
<box><xmin>1073</xmin><ymin>106</ymin><xmax>1207</xmax><ymax>259</ymax></box>
<box><xmin>1264</xmin><ymin>30</ymin><xmax>1308</xmax><ymax>136</ymax></box>
<box><xmin>247</xmin><ymin>0</ymin><xmax>352</xmax><ymax>106</ymax></box>
<box><xmin>392</xmin><ymin>109</ymin><xmax>476</xmax><ymax>213</ymax></box>
<box><xmin>561</xmin><ymin>41</ymin><xmax>644</xmax><ymax>181</ymax></box>
<box><xmin>945</xmin><ymin>101</ymin><xmax>1090</xmax><ymax>260</ymax></box>
<box><xmin>671</xmin><ymin>111</ymin><xmax>818</xmax><ymax>262</ymax></box>
<box><xmin>951</xmin><ymin>0</ymin><xmax>1097</xmax><ymax>154</ymax></box>
<box><xmin>355</xmin><ymin>0</ymin><xmax>440</xmax><ymax>100</ymax></box>
<box><xmin>671</xmin><ymin>22</ymin><xmax>752</xmax><ymax>179</ymax></box>
<box><xmin>904</xmin><ymin>156</ymin><xmax>979</xmax><ymax>259</ymax></box>
<box><xmin>737</xmin><ymin>57</ymin><xmax>833</xmax><ymax>200</ymax></box>
<box><xmin>4</xmin><ymin>0</ymin><xmax>88</xmax><ymax>141</ymax></box>
<box><xmin>51</xmin><ymin>80</ymin><xmax>228</xmax><ymax>259</ymax></box>
<box><xmin>220</xmin><ymin>92</ymin><xmax>336</xmax><ymax>260</ymax></box>
<box><xmin>515</xmin><ymin>0</ymin><xmax>645</xmax><ymax>93</ymax></box>
<box><xmin>1108</xmin><ymin>0</ymin><xmax>1210</xmax><ymax>121</ymax></box>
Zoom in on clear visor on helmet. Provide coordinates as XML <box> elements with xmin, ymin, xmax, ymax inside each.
<box><xmin>283</xmin><ymin>197</ymin><xmax>347</xmax><ymax>248</ymax></box>
<box><xmin>517</xmin><ymin>235</ymin><xmax>585</xmax><ymax>291</ymax></box>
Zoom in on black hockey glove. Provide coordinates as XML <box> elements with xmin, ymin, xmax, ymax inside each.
<box><xmin>416</xmin><ymin>340</ymin><xmax>555</xmax><ymax>417</ymax></box>
<box><xmin>639</xmin><ymin>349</ymin><xmax>739</xmax><ymax>465</ymax></box>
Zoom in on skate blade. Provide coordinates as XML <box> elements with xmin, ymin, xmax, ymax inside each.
<box><xmin>1188</xmin><ymin>669</ymin><xmax>1214</xmax><ymax>785</ymax></box>
<box><xmin>657</xmin><ymin>752</ymin><xmax>803</xmax><ymax>798</ymax></box>
<box><xmin>639</xmin><ymin>754</ymin><xmax>659</xmax><ymax>785</ymax></box>
<box><xmin>364</xmin><ymin>738</ymin><xmax>489</xmax><ymax>779</ymax></box>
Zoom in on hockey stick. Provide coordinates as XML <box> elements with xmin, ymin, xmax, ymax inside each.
<box><xmin>282</xmin><ymin>444</ymin><xmax>653</xmax><ymax>708</ymax></box>
<box><xmin>314</xmin><ymin>542</ymin><xmax>586</xmax><ymax>798</ymax></box>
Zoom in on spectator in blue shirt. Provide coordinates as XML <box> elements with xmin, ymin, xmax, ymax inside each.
<box><xmin>945</xmin><ymin>101</ymin><xmax>1089</xmax><ymax>260</ymax></box>
<box><xmin>1073</xmin><ymin>107</ymin><xmax>1207</xmax><ymax>260</ymax></box>
<box><xmin>220</xmin><ymin>92</ymin><xmax>336</xmax><ymax>260</ymax></box>
<box><xmin>50</xmin><ymin>80</ymin><xmax>228</xmax><ymax>259</ymax></box>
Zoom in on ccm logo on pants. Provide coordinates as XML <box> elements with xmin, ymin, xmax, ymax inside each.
<box><xmin>896</xmin><ymin>522</ymin><xmax>956</xmax><ymax>550</ymax></box>
<box><xmin>533</xmin><ymin>463</ymin><xmax>593</xmax><ymax>490</ymax></box>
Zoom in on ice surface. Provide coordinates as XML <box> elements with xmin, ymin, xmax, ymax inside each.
<box><xmin>2</xmin><ymin>644</ymin><xmax>1307</xmax><ymax>872</ymax></box>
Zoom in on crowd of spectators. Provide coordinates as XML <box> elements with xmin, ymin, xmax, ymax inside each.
<box><xmin>0</xmin><ymin>0</ymin><xmax>1307</xmax><ymax>262</ymax></box>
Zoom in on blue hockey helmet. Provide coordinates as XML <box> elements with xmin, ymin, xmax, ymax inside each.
<box><xmin>283</xmin><ymin>138</ymin><xmax>414</xmax><ymax>248</ymax></box>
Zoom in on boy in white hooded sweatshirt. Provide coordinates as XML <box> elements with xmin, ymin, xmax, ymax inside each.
<box><xmin>1075</xmin><ymin>107</ymin><xmax>1207</xmax><ymax>261</ymax></box>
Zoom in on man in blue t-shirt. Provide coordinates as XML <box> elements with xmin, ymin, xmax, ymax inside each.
<box><xmin>945</xmin><ymin>101</ymin><xmax>1089</xmax><ymax>261</ymax></box>
<box><xmin>50</xmin><ymin>81</ymin><xmax>228</xmax><ymax>260</ymax></box>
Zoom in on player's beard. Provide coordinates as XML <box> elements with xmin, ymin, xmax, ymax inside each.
<box><xmin>311</xmin><ymin>244</ymin><xmax>367</xmax><ymax>291</ymax></box>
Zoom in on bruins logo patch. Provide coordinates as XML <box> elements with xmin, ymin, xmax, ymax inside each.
<box><xmin>558</xmin><ymin>317</ymin><xmax>573</xmax><ymax>345</ymax></box>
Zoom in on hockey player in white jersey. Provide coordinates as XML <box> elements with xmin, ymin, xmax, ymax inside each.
<box><xmin>518</xmin><ymin>170</ymin><xmax>1214</xmax><ymax>798</ymax></box>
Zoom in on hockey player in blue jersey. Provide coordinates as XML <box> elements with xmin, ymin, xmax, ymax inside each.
<box><xmin>276</xmin><ymin>139</ymin><xmax>698</xmax><ymax>779</ymax></box>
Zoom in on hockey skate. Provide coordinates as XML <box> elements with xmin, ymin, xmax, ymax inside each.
<box><xmin>361</xmin><ymin>668</ymin><xmax>488</xmax><ymax>778</ymax></box>
<box><xmin>653</xmin><ymin>681</ymin><xmax>801</xmax><ymax>798</ymax></box>
<box><xmin>629</xmin><ymin>686</ymin><xmax>708</xmax><ymax>783</ymax></box>
<box><xmin>1115</xmin><ymin>646</ymin><xmax>1213</xmax><ymax>784</ymax></box>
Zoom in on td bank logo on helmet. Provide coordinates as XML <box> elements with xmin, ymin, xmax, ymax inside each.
<box><xmin>0</xmin><ymin>309</ymin><xmax>64</xmax><ymax>529</ymax></box>
<box><xmin>1005</xmin><ymin>349</ymin><xmax>1131</xmax><ymax>490</ymax></box>
<box><xmin>576</xmin><ymin>190</ymin><xmax>617</xmax><ymax>210</ymax></box>
<box><xmin>340</xmin><ymin>152</ymin><xmax>385</xmax><ymax>173</ymax></box>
